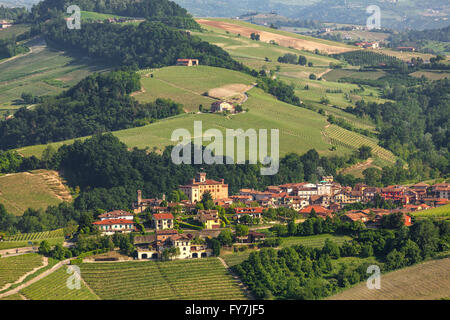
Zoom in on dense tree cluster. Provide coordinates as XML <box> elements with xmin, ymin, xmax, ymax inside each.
<box><xmin>348</xmin><ymin>78</ymin><xmax>449</xmax><ymax>180</ymax></box>
<box><xmin>256</xmin><ymin>76</ymin><xmax>301</xmax><ymax>106</ymax></box>
<box><xmin>27</xmin><ymin>0</ymin><xmax>200</xmax><ymax>29</ymax></box>
<box><xmin>0</xmin><ymin>70</ymin><xmax>183</xmax><ymax>150</ymax></box>
<box><xmin>0</xmin><ymin>37</ymin><xmax>29</xmax><ymax>59</ymax></box>
<box><xmin>0</xmin><ymin>6</ymin><xmax>27</xmax><ymax>20</ymax></box>
<box><xmin>44</xmin><ymin>19</ymin><xmax>245</xmax><ymax>72</ymax></box>
<box><xmin>277</xmin><ymin>53</ymin><xmax>307</xmax><ymax>66</ymax></box>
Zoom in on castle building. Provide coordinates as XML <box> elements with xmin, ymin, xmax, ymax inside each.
<box><xmin>179</xmin><ymin>173</ymin><xmax>228</xmax><ymax>203</ymax></box>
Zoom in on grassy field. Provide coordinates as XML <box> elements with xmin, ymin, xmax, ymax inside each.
<box><xmin>0</xmin><ymin>253</ymin><xmax>43</xmax><ymax>289</ymax></box>
<box><xmin>16</xmin><ymin>64</ymin><xmax>396</xmax><ymax>165</ymax></box>
<box><xmin>328</xmin><ymin>256</ymin><xmax>450</xmax><ymax>300</ymax></box>
<box><xmin>191</xmin><ymin>23</ymin><xmax>388</xmax><ymax>133</ymax></box>
<box><xmin>0</xmin><ymin>170</ymin><xmax>70</xmax><ymax>216</ymax></box>
<box><xmin>79</xmin><ymin>258</ymin><xmax>247</xmax><ymax>300</ymax></box>
<box><xmin>0</xmin><ymin>38</ymin><xmax>107</xmax><ymax>114</ymax></box>
<box><xmin>410</xmin><ymin>71</ymin><xmax>450</xmax><ymax>81</ymax></box>
<box><xmin>20</xmin><ymin>265</ymin><xmax>99</xmax><ymax>300</ymax></box>
<box><xmin>0</xmin><ymin>237</ymin><xmax>64</xmax><ymax>251</ymax></box>
<box><xmin>323</xmin><ymin>69</ymin><xmax>386</xmax><ymax>82</ymax></box>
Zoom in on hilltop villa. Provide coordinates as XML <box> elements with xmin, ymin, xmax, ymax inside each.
<box><xmin>179</xmin><ymin>172</ymin><xmax>228</xmax><ymax>203</ymax></box>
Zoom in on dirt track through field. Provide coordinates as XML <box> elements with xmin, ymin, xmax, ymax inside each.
<box><xmin>197</xmin><ymin>19</ymin><xmax>357</xmax><ymax>54</ymax></box>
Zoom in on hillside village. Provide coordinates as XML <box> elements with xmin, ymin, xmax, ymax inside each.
<box><xmin>88</xmin><ymin>172</ymin><xmax>449</xmax><ymax>261</ymax></box>
<box><xmin>0</xmin><ymin>0</ymin><xmax>448</xmax><ymax>303</ymax></box>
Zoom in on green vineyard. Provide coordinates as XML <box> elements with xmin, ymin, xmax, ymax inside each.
<box><xmin>4</xmin><ymin>229</ymin><xmax>64</xmax><ymax>242</ymax></box>
<box><xmin>79</xmin><ymin>258</ymin><xmax>247</xmax><ymax>300</ymax></box>
<box><xmin>324</xmin><ymin>125</ymin><xmax>396</xmax><ymax>163</ymax></box>
<box><xmin>20</xmin><ymin>266</ymin><xmax>99</xmax><ymax>300</ymax></box>
<box><xmin>0</xmin><ymin>253</ymin><xmax>44</xmax><ymax>289</ymax></box>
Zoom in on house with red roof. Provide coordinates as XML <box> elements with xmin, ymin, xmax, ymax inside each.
<box><xmin>152</xmin><ymin>213</ymin><xmax>174</xmax><ymax>230</ymax></box>
<box><xmin>98</xmin><ymin>210</ymin><xmax>134</xmax><ymax>221</ymax></box>
<box><xmin>92</xmin><ymin>219</ymin><xmax>135</xmax><ymax>235</ymax></box>
<box><xmin>299</xmin><ymin>205</ymin><xmax>332</xmax><ymax>219</ymax></box>
<box><xmin>234</xmin><ymin>207</ymin><xmax>263</xmax><ymax>220</ymax></box>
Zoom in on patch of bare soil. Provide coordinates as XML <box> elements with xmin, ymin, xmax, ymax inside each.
<box><xmin>33</xmin><ymin>170</ymin><xmax>73</xmax><ymax>202</ymax></box>
<box><xmin>208</xmin><ymin>83</ymin><xmax>254</xmax><ymax>104</ymax></box>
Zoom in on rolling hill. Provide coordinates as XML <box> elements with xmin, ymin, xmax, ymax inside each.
<box><xmin>15</xmin><ymin>65</ymin><xmax>395</xmax><ymax>167</ymax></box>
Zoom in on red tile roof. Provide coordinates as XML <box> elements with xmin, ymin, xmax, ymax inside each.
<box><xmin>153</xmin><ymin>213</ymin><xmax>174</xmax><ymax>220</ymax></box>
<box><xmin>93</xmin><ymin>219</ymin><xmax>134</xmax><ymax>225</ymax></box>
<box><xmin>299</xmin><ymin>205</ymin><xmax>331</xmax><ymax>214</ymax></box>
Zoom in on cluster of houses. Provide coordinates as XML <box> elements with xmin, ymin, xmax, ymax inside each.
<box><xmin>90</xmin><ymin>172</ymin><xmax>449</xmax><ymax>260</ymax></box>
<box><xmin>0</xmin><ymin>20</ymin><xmax>12</xmax><ymax>30</ymax></box>
<box><xmin>355</xmin><ymin>41</ymin><xmax>380</xmax><ymax>49</ymax></box>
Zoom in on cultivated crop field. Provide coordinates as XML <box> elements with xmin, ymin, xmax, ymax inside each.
<box><xmin>20</xmin><ymin>266</ymin><xmax>99</xmax><ymax>300</ymax></box>
<box><xmin>79</xmin><ymin>258</ymin><xmax>247</xmax><ymax>300</ymax></box>
<box><xmin>412</xmin><ymin>204</ymin><xmax>450</xmax><ymax>219</ymax></box>
<box><xmin>0</xmin><ymin>253</ymin><xmax>43</xmax><ymax>289</ymax></box>
<box><xmin>0</xmin><ymin>237</ymin><xmax>64</xmax><ymax>251</ymax></box>
<box><xmin>0</xmin><ymin>40</ymin><xmax>107</xmax><ymax>114</ymax></box>
<box><xmin>4</xmin><ymin>229</ymin><xmax>64</xmax><ymax>242</ymax></box>
<box><xmin>279</xmin><ymin>234</ymin><xmax>352</xmax><ymax>248</ymax></box>
<box><xmin>323</xmin><ymin>125</ymin><xmax>396</xmax><ymax>163</ymax></box>
<box><xmin>197</xmin><ymin>19</ymin><xmax>357</xmax><ymax>54</ymax></box>
<box><xmin>328</xmin><ymin>257</ymin><xmax>450</xmax><ymax>300</ymax></box>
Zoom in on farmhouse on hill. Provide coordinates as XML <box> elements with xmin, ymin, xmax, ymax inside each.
<box><xmin>176</xmin><ymin>58</ymin><xmax>199</xmax><ymax>66</ymax></box>
<box><xmin>210</xmin><ymin>101</ymin><xmax>235</xmax><ymax>113</ymax></box>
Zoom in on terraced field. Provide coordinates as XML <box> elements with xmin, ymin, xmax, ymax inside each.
<box><xmin>20</xmin><ymin>265</ymin><xmax>99</xmax><ymax>300</ymax></box>
<box><xmin>323</xmin><ymin>125</ymin><xmax>396</xmax><ymax>163</ymax></box>
<box><xmin>0</xmin><ymin>254</ymin><xmax>44</xmax><ymax>289</ymax></box>
<box><xmin>79</xmin><ymin>258</ymin><xmax>247</xmax><ymax>300</ymax></box>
